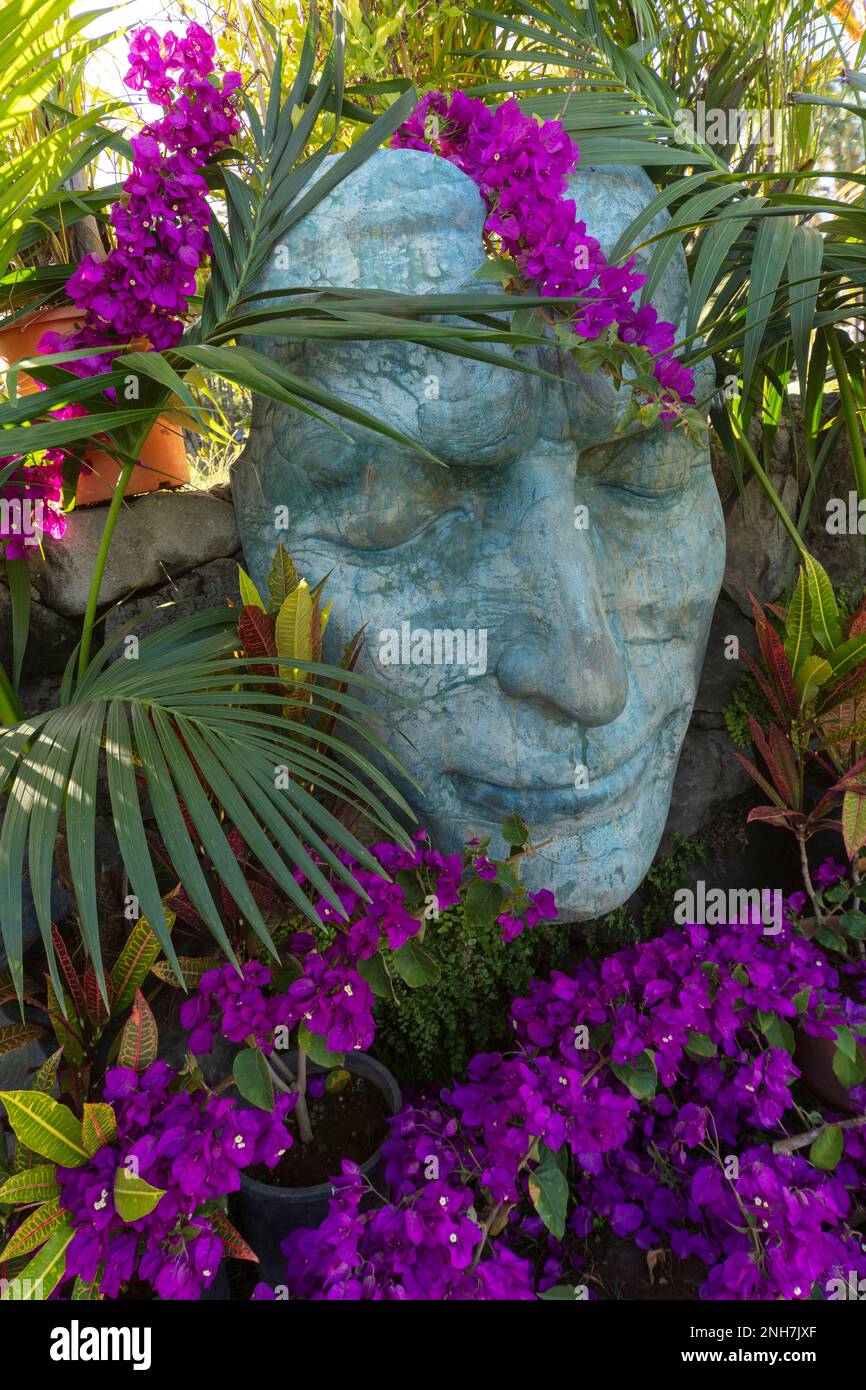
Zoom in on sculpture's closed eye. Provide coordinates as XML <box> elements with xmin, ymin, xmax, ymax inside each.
<box><xmin>579</xmin><ymin>436</ymin><xmax>690</xmax><ymax>500</ymax></box>
<box><xmin>413</xmin><ymin>354</ymin><xmax>540</xmax><ymax>467</ymax></box>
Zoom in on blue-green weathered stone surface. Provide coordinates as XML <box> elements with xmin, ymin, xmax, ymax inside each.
<box><xmin>231</xmin><ymin>149</ymin><xmax>724</xmax><ymax>920</ymax></box>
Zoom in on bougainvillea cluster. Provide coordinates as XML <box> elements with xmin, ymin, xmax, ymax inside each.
<box><xmin>56</xmin><ymin>1061</ymin><xmax>293</xmax><ymax>1299</ymax></box>
<box><xmin>392</xmin><ymin>91</ymin><xmax>696</xmax><ymax>422</ymax></box>
<box><xmin>181</xmin><ymin>832</ymin><xmax>558</xmax><ymax>1059</ymax></box>
<box><xmin>274</xmin><ymin>902</ymin><xmax>866</xmax><ymax>1301</ymax></box>
<box><xmin>44</xmin><ymin>25</ymin><xmax>241</xmax><ymax>358</ymax></box>
<box><xmin>1</xmin><ymin>25</ymin><xmax>239</xmax><ymax>556</ymax></box>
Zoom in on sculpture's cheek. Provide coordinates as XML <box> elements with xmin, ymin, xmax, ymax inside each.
<box><xmin>591</xmin><ymin>468</ymin><xmax>726</xmax><ymax>644</ymax></box>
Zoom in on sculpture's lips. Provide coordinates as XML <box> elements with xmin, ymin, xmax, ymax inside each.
<box><xmin>448</xmin><ymin>740</ymin><xmax>654</xmax><ymax>826</ymax></box>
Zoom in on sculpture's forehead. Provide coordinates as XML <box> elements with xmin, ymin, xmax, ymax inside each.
<box><xmin>261</xmin><ymin>148</ymin><xmax>689</xmax><ymax>334</ymax></box>
<box><xmin>260</xmin><ymin>148</ymin><xmax>487</xmax><ymax>296</ymax></box>
<box><xmin>250</xmin><ymin>147</ymin><xmax>701</xmax><ymax>459</ymax></box>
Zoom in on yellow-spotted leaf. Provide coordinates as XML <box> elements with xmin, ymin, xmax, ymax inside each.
<box><xmin>0</xmin><ymin>1197</ymin><xmax>68</xmax><ymax>1260</ymax></box>
<box><xmin>209</xmin><ymin>1207</ymin><xmax>258</xmax><ymax>1262</ymax></box>
<box><xmin>0</xmin><ymin>1164</ymin><xmax>60</xmax><ymax>1205</ymax></box>
<box><xmin>0</xmin><ymin>1220</ymin><xmax>74</xmax><ymax>1300</ymax></box>
<box><xmin>32</xmin><ymin>1048</ymin><xmax>62</xmax><ymax>1096</ymax></box>
<box><xmin>0</xmin><ymin>1091</ymin><xmax>88</xmax><ymax>1167</ymax></box>
<box><xmin>784</xmin><ymin>569</ymin><xmax>812</xmax><ymax>675</ymax></box>
<box><xmin>150</xmin><ymin>957</ymin><xmax>221</xmax><ymax>989</ymax></box>
<box><xmin>113</xmin><ymin>1165</ymin><xmax>166</xmax><ymax>1222</ymax></box>
<box><xmin>82</xmin><ymin>1103</ymin><xmax>118</xmax><ymax>1156</ymax></box>
<box><xmin>804</xmin><ymin>552</ymin><xmax>842</xmax><ymax>653</ymax></box>
<box><xmin>266</xmin><ymin>543</ymin><xmax>298</xmax><ymax>611</ymax></box>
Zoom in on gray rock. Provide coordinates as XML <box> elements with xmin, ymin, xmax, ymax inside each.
<box><xmin>663</xmin><ymin>723</ymin><xmax>752</xmax><ymax>846</ymax></box>
<box><xmin>0</xmin><ymin>580</ymin><xmax>79</xmax><ymax>678</ymax></box>
<box><xmin>693</xmin><ymin>597</ymin><xmax>756</xmax><ymax>716</ymax></box>
<box><xmin>723</xmin><ymin>471</ymin><xmax>799</xmax><ymax>615</ymax></box>
<box><xmin>30</xmin><ymin>490</ymin><xmax>240</xmax><ymax>616</ymax></box>
<box><xmin>102</xmin><ymin>553</ymin><xmax>240</xmax><ymax>645</ymax></box>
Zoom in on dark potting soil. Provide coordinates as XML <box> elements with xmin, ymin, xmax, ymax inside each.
<box><xmin>247</xmin><ymin>1075</ymin><xmax>391</xmax><ymax>1188</ymax></box>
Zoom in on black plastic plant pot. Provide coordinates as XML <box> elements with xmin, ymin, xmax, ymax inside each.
<box><xmin>239</xmin><ymin>1051</ymin><xmax>402</xmax><ymax>1288</ymax></box>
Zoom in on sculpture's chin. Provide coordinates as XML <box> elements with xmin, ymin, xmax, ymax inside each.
<box><xmin>442</xmin><ymin>780</ymin><xmax>670</xmax><ymax>922</ymax></box>
<box><xmin>409</xmin><ymin>718</ymin><xmax>687</xmax><ymax>923</ymax></box>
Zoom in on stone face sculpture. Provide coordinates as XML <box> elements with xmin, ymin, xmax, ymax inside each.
<box><xmin>232</xmin><ymin>148</ymin><xmax>724</xmax><ymax>920</ymax></box>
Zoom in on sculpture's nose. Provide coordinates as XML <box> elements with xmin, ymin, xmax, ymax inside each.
<box><xmin>495</xmin><ymin>499</ymin><xmax>629</xmax><ymax>728</ymax></box>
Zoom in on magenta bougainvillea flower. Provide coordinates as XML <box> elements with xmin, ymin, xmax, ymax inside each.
<box><xmin>180</xmin><ymin>833</ymin><xmax>558</xmax><ymax>1061</ymax></box>
<box><xmin>392</xmin><ymin>91</ymin><xmax>696</xmax><ymax>425</ymax></box>
<box><xmin>269</xmin><ymin>902</ymin><xmax>866</xmax><ymax>1301</ymax></box>
<box><xmin>56</xmin><ymin>1060</ymin><xmax>293</xmax><ymax>1299</ymax></box>
<box><xmin>1</xmin><ymin>25</ymin><xmax>240</xmax><ymax>556</ymax></box>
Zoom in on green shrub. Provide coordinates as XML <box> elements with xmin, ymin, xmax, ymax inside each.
<box><xmin>373</xmin><ymin>908</ymin><xmax>570</xmax><ymax>1087</ymax></box>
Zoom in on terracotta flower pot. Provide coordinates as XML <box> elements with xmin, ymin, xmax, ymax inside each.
<box><xmin>0</xmin><ymin>305</ymin><xmax>189</xmax><ymax>505</ymax></box>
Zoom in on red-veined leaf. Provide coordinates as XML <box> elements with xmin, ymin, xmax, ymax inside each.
<box><xmin>732</xmin><ymin>752</ymin><xmax>786</xmax><ymax>808</ymax></box>
<box><xmin>209</xmin><ymin>1207</ymin><xmax>259</xmax><ymax>1262</ymax></box>
<box><xmin>82</xmin><ymin>1103</ymin><xmax>118</xmax><ymax>1156</ymax></box>
<box><xmin>842</xmin><ymin>784</ymin><xmax>866</xmax><ymax>859</ymax></box>
<box><xmin>0</xmin><ymin>1024</ymin><xmax>44</xmax><ymax>1057</ymax></box>
<box><xmin>0</xmin><ymin>1199</ymin><xmax>67</xmax><ymax>1261</ymax></box>
<box><xmin>50</xmin><ymin>927</ymin><xmax>86</xmax><ymax>1021</ymax></box>
<box><xmin>117</xmin><ymin>990</ymin><xmax>158</xmax><ymax>1071</ymax></box>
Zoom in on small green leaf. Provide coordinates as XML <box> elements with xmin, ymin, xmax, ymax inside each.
<box><xmin>233</xmin><ymin>1045</ymin><xmax>275</xmax><ymax>1112</ymax></box>
<box><xmin>390</xmin><ymin>940</ymin><xmax>442</xmax><ymax>988</ymax></box>
<box><xmin>839</xmin><ymin>910</ymin><xmax>866</xmax><ymax>940</ymax></box>
<box><xmin>357</xmin><ymin>952</ymin><xmax>394</xmax><ymax>999</ymax></box>
<box><xmin>685</xmin><ymin>1031</ymin><xmax>717</xmax><ymax>1058</ymax></box>
<box><xmin>462</xmin><ymin>877</ymin><xmax>505</xmax><ymax>929</ymax></box>
<box><xmin>501</xmin><ymin>813</ymin><xmax>529</xmax><ymax>850</ymax></box>
<box><xmin>297</xmin><ymin>1023</ymin><xmax>344</xmax><ymax>1069</ymax></box>
<box><xmin>325</xmin><ymin>1068</ymin><xmax>351</xmax><ymax>1094</ymax></box>
<box><xmin>611</xmin><ymin>1050</ymin><xmax>658</xmax><ymax>1101</ymax></box>
<box><xmin>113</xmin><ymin>1166</ymin><xmax>166</xmax><ymax>1222</ymax></box>
<box><xmin>834</xmin><ymin>1024</ymin><xmax>858</xmax><ymax>1061</ymax></box>
<box><xmin>528</xmin><ymin>1143</ymin><xmax>568</xmax><ymax>1241</ymax></box>
<box><xmin>758</xmin><ymin>1011</ymin><xmax>796</xmax><ymax>1055</ymax></box>
<box><xmin>809</xmin><ymin>1123</ymin><xmax>843</xmax><ymax>1171</ymax></box>
<box><xmin>832</xmin><ymin>1045</ymin><xmax>866</xmax><ymax>1089</ymax></box>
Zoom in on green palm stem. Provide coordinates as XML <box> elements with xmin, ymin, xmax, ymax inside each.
<box><xmin>728</xmin><ymin>409</ymin><xmax>807</xmax><ymax>556</ymax></box>
<box><xmin>76</xmin><ymin>422</ymin><xmax>155</xmax><ymax>684</ymax></box>
<box><xmin>827</xmin><ymin>332</ymin><xmax>866</xmax><ymax>535</ymax></box>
